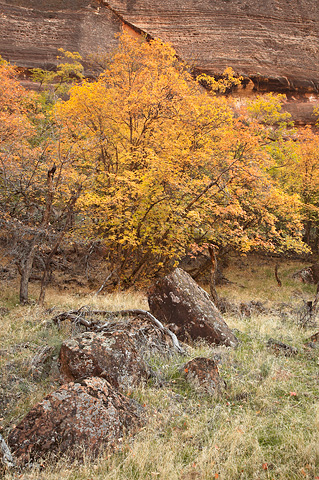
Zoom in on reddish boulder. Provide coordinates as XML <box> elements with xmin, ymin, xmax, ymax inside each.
<box><xmin>304</xmin><ymin>331</ymin><xmax>319</xmax><ymax>349</ymax></box>
<box><xmin>182</xmin><ymin>357</ymin><xmax>226</xmax><ymax>395</ymax></box>
<box><xmin>309</xmin><ymin>331</ymin><xmax>319</xmax><ymax>343</ymax></box>
<box><xmin>148</xmin><ymin>268</ymin><xmax>238</xmax><ymax>347</ymax></box>
<box><xmin>59</xmin><ymin>331</ymin><xmax>150</xmax><ymax>390</ymax></box>
<box><xmin>292</xmin><ymin>263</ymin><xmax>319</xmax><ymax>284</ymax></box>
<box><xmin>8</xmin><ymin>377</ymin><xmax>143</xmax><ymax>465</ymax></box>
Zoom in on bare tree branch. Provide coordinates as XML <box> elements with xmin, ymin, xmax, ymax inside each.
<box><xmin>51</xmin><ymin>307</ymin><xmax>185</xmax><ymax>354</ymax></box>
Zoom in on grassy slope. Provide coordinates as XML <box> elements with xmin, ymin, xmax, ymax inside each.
<box><xmin>1</xmin><ymin>258</ymin><xmax>319</xmax><ymax>480</ymax></box>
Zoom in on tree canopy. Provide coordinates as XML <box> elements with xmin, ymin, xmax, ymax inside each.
<box><xmin>0</xmin><ymin>33</ymin><xmax>318</xmax><ymax>300</ymax></box>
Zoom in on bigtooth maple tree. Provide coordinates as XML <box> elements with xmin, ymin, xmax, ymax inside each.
<box><xmin>55</xmin><ymin>33</ymin><xmax>307</xmax><ymax>285</ymax></box>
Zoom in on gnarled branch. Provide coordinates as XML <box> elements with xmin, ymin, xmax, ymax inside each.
<box><xmin>52</xmin><ymin>307</ymin><xmax>185</xmax><ymax>354</ymax></box>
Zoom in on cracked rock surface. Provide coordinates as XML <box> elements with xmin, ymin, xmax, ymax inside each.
<box><xmin>59</xmin><ymin>330</ymin><xmax>151</xmax><ymax>390</ymax></box>
<box><xmin>8</xmin><ymin>377</ymin><xmax>144</xmax><ymax>465</ymax></box>
<box><xmin>148</xmin><ymin>268</ymin><xmax>238</xmax><ymax>348</ymax></box>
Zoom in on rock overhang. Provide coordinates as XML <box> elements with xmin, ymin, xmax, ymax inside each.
<box><xmin>1</xmin><ymin>0</ymin><xmax>319</xmax><ymax>122</ymax></box>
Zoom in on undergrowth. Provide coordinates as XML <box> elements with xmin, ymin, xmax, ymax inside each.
<box><xmin>1</xmin><ymin>259</ymin><xmax>319</xmax><ymax>479</ymax></box>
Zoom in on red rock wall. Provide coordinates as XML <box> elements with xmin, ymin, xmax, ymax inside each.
<box><xmin>105</xmin><ymin>0</ymin><xmax>319</xmax><ymax>93</ymax></box>
<box><xmin>0</xmin><ymin>0</ymin><xmax>121</xmax><ymax>68</ymax></box>
<box><xmin>1</xmin><ymin>0</ymin><xmax>319</xmax><ymax>122</ymax></box>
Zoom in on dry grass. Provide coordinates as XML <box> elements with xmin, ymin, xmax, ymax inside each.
<box><xmin>218</xmin><ymin>257</ymin><xmax>316</xmax><ymax>303</ymax></box>
<box><xmin>1</xmin><ymin>259</ymin><xmax>319</xmax><ymax>479</ymax></box>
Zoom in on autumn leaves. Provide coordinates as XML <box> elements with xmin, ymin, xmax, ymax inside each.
<box><xmin>0</xmin><ymin>33</ymin><xmax>318</xmax><ymax>298</ymax></box>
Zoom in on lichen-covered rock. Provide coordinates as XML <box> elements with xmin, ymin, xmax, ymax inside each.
<box><xmin>267</xmin><ymin>338</ymin><xmax>298</xmax><ymax>356</ymax></box>
<box><xmin>182</xmin><ymin>357</ymin><xmax>226</xmax><ymax>395</ymax></box>
<box><xmin>100</xmin><ymin>317</ymin><xmax>176</xmax><ymax>358</ymax></box>
<box><xmin>148</xmin><ymin>268</ymin><xmax>238</xmax><ymax>347</ymax></box>
<box><xmin>30</xmin><ymin>345</ymin><xmax>55</xmax><ymax>380</ymax></box>
<box><xmin>59</xmin><ymin>331</ymin><xmax>150</xmax><ymax>390</ymax></box>
<box><xmin>8</xmin><ymin>377</ymin><xmax>144</xmax><ymax>465</ymax></box>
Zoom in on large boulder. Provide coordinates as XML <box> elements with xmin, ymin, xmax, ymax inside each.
<box><xmin>59</xmin><ymin>331</ymin><xmax>150</xmax><ymax>389</ymax></box>
<box><xmin>148</xmin><ymin>268</ymin><xmax>238</xmax><ymax>347</ymax></box>
<box><xmin>8</xmin><ymin>377</ymin><xmax>144</xmax><ymax>465</ymax></box>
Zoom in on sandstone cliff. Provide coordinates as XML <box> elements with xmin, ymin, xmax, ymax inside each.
<box><xmin>0</xmin><ymin>0</ymin><xmax>319</xmax><ymax>122</ymax></box>
<box><xmin>0</xmin><ymin>0</ymin><xmax>121</xmax><ymax>69</ymax></box>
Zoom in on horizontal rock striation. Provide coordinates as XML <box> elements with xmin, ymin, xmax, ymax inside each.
<box><xmin>1</xmin><ymin>0</ymin><xmax>319</xmax><ymax>122</ymax></box>
<box><xmin>105</xmin><ymin>0</ymin><xmax>319</xmax><ymax>94</ymax></box>
<box><xmin>0</xmin><ymin>0</ymin><xmax>121</xmax><ymax>69</ymax></box>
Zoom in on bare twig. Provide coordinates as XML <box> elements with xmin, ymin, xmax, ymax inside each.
<box><xmin>94</xmin><ymin>268</ymin><xmax>118</xmax><ymax>296</ymax></box>
<box><xmin>95</xmin><ymin>309</ymin><xmax>185</xmax><ymax>354</ymax></box>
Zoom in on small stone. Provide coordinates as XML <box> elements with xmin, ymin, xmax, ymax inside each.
<box><xmin>181</xmin><ymin>357</ymin><xmax>226</xmax><ymax>395</ymax></box>
<box><xmin>267</xmin><ymin>338</ymin><xmax>298</xmax><ymax>356</ymax></box>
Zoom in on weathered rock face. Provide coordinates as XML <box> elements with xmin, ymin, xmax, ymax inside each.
<box><xmin>182</xmin><ymin>357</ymin><xmax>226</xmax><ymax>395</ymax></box>
<box><xmin>59</xmin><ymin>331</ymin><xmax>150</xmax><ymax>389</ymax></box>
<box><xmin>148</xmin><ymin>268</ymin><xmax>238</xmax><ymax>347</ymax></box>
<box><xmin>100</xmin><ymin>317</ymin><xmax>176</xmax><ymax>358</ymax></box>
<box><xmin>0</xmin><ymin>0</ymin><xmax>121</xmax><ymax>69</ymax></box>
<box><xmin>105</xmin><ymin>0</ymin><xmax>319</xmax><ymax>94</ymax></box>
<box><xmin>106</xmin><ymin>0</ymin><xmax>319</xmax><ymax>123</ymax></box>
<box><xmin>1</xmin><ymin>0</ymin><xmax>319</xmax><ymax>95</ymax></box>
<box><xmin>8</xmin><ymin>377</ymin><xmax>144</xmax><ymax>465</ymax></box>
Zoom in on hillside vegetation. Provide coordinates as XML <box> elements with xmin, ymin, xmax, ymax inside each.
<box><xmin>1</xmin><ymin>30</ymin><xmax>319</xmax><ymax>480</ymax></box>
<box><xmin>1</xmin><ymin>33</ymin><xmax>319</xmax><ymax>305</ymax></box>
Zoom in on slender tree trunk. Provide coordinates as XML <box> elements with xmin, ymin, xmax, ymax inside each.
<box><xmin>38</xmin><ymin>187</ymin><xmax>81</xmax><ymax>305</ymax></box>
<box><xmin>19</xmin><ymin>236</ymin><xmax>38</xmax><ymax>304</ymax></box>
<box><xmin>208</xmin><ymin>244</ymin><xmax>219</xmax><ymax>307</ymax></box>
<box><xmin>275</xmin><ymin>263</ymin><xmax>282</xmax><ymax>287</ymax></box>
<box><xmin>19</xmin><ymin>165</ymin><xmax>56</xmax><ymax>305</ymax></box>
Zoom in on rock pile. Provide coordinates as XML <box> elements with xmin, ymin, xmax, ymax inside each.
<box><xmin>7</xmin><ymin>268</ymin><xmax>234</xmax><ymax>467</ymax></box>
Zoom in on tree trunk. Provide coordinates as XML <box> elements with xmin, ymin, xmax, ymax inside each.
<box><xmin>275</xmin><ymin>263</ymin><xmax>282</xmax><ymax>287</ymax></box>
<box><xmin>38</xmin><ymin>186</ymin><xmax>81</xmax><ymax>305</ymax></box>
<box><xmin>19</xmin><ymin>165</ymin><xmax>56</xmax><ymax>305</ymax></box>
<box><xmin>19</xmin><ymin>237</ymin><xmax>38</xmax><ymax>305</ymax></box>
<box><xmin>208</xmin><ymin>244</ymin><xmax>219</xmax><ymax>306</ymax></box>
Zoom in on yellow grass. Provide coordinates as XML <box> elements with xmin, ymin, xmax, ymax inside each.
<box><xmin>1</xmin><ymin>259</ymin><xmax>319</xmax><ymax>479</ymax></box>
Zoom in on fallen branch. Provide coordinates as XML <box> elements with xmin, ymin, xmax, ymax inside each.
<box><xmin>51</xmin><ymin>305</ymin><xmax>96</xmax><ymax>329</ymax></box>
<box><xmin>96</xmin><ymin>309</ymin><xmax>185</xmax><ymax>354</ymax></box>
<box><xmin>0</xmin><ymin>433</ymin><xmax>16</xmax><ymax>470</ymax></box>
<box><xmin>51</xmin><ymin>307</ymin><xmax>185</xmax><ymax>354</ymax></box>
